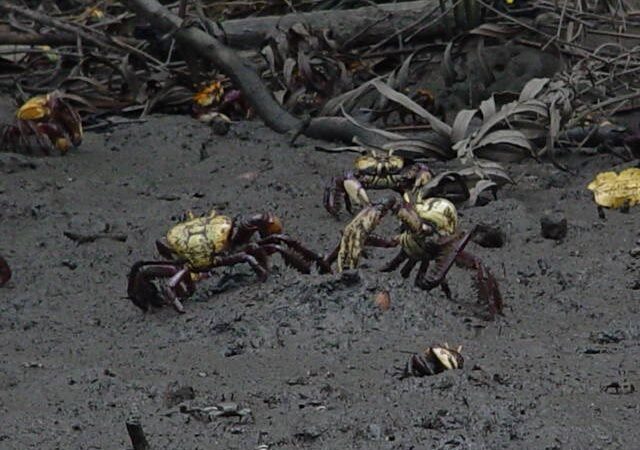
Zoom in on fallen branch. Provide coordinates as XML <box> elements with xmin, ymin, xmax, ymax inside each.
<box><xmin>216</xmin><ymin>1</ymin><xmax>445</xmax><ymax>50</ymax></box>
<box><xmin>126</xmin><ymin>0</ymin><xmax>391</xmax><ymax>144</ymax></box>
<box><xmin>0</xmin><ymin>31</ymin><xmax>76</xmax><ymax>46</ymax></box>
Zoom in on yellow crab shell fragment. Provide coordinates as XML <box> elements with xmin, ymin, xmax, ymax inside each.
<box><xmin>17</xmin><ymin>95</ymin><xmax>50</xmax><ymax>120</ymax></box>
<box><xmin>166</xmin><ymin>210</ymin><xmax>233</xmax><ymax>270</ymax></box>
<box><xmin>587</xmin><ymin>168</ymin><xmax>640</xmax><ymax>209</ymax></box>
<box><xmin>414</xmin><ymin>196</ymin><xmax>459</xmax><ymax>235</ymax></box>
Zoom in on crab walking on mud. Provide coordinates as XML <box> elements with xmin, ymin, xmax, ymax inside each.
<box><xmin>324</xmin><ymin>148</ymin><xmax>470</xmax><ymax>218</ymax></box>
<box><xmin>324</xmin><ymin>149</ymin><xmax>434</xmax><ymax>217</ymax></box>
<box><xmin>128</xmin><ymin>210</ymin><xmax>330</xmax><ymax>313</ymax></box>
<box><xmin>0</xmin><ymin>90</ymin><xmax>83</xmax><ymax>155</ymax></box>
<box><xmin>324</xmin><ymin>194</ymin><xmax>503</xmax><ymax>317</ymax></box>
<box><xmin>0</xmin><ymin>255</ymin><xmax>10</xmax><ymax>287</ymax></box>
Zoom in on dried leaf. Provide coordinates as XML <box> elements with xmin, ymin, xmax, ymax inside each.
<box><xmin>476</xmin><ymin>129</ymin><xmax>532</xmax><ymax>151</ymax></box>
<box><xmin>479</xmin><ymin>97</ymin><xmax>496</xmax><ymax>122</ymax></box>
<box><xmin>468</xmin><ymin>179</ymin><xmax>497</xmax><ymax>206</ymax></box>
<box><xmin>587</xmin><ymin>168</ymin><xmax>640</xmax><ymax>208</ymax></box>
<box><xmin>452</xmin><ymin>109</ymin><xmax>478</xmax><ymax>142</ymax></box>
<box><xmin>442</xmin><ymin>40</ymin><xmax>456</xmax><ymax>86</ymax></box>
<box><xmin>370</xmin><ymin>79</ymin><xmax>452</xmax><ymax>137</ymax></box>
<box><xmin>519</xmin><ymin>78</ymin><xmax>550</xmax><ymax>102</ymax></box>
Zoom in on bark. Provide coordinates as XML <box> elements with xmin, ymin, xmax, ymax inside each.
<box><xmin>218</xmin><ymin>1</ymin><xmax>444</xmax><ymax>50</ymax></box>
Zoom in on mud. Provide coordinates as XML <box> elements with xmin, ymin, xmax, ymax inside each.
<box><xmin>0</xmin><ymin>115</ymin><xmax>638</xmax><ymax>449</ymax></box>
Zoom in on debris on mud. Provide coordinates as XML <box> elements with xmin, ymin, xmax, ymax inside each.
<box><xmin>180</xmin><ymin>401</ymin><xmax>253</xmax><ymax>423</ymax></box>
<box><xmin>540</xmin><ymin>211</ymin><xmax>568</xmax><ymax>240</ymax></box>
<box><xmin>587</xmin><ymin>168</ymin><xmax>640</xmax><ymax>209</ymax></box>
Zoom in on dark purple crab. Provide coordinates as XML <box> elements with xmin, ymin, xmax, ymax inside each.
<box><xmin>128</xmin><ymin>210</ymin><xmax>329</xmax><ymax>313</ymax></box>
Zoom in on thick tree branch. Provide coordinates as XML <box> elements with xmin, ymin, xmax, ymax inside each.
<box><xmin>218</xmin><ymin>1</ymin><xmax>444</xmax><ymax>50</ymax></box>
<box><xmin>126</xmin><ymin>0</ymin><xmax>389</xmax><ymax>144</ymax></box>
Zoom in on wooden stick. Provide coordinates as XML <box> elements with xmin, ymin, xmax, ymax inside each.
<box><xmin>126</xmin><ymin>417</ymin><xmax>151</xmax><ymax>450</ymax></box>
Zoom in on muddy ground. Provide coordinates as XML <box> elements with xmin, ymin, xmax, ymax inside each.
<box><xmin>0</xmin><ymin>115</ymin><xmax>638</xmax><ymax>449</ymax></box>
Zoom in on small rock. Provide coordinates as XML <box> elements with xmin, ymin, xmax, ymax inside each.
<box><xmin>374</xmin><ymin>290</ymin><xmax>391</xmax><ymax>311</ymax></box>
<box><xmin>339</xmin><ymin>269</ymin><xmax>361</xmax><ymax>287</ymax></box>
<box><xmin>629</xmin><ymin>247</ymin><xmax>640</xmax><ymax>258</ymax></box>
<box><xmin>367</xmin><ymin>424</ymin><xmax>382</xmax><ymax>440</ymax></box>
<box><xmin>540</xmin><ymin>212</ymin><xmax>567</xmax><ymax>240</ymax></box>
<box><xmin>472</xmin><ymin>224</ymin><xmax>506</xmax><ymax>248</ymax></box>
<box><xmin>164</xmin><ymin>383</ymin><xmax>195</xmax><ymax>408</ymax></box>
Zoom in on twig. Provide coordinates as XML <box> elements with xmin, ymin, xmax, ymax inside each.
<box><xmin>63</xmin><ymin>231</ymin><xmax>128</xmax><ymax>244</ymax></box>
<box><xmin>0</xmin><ymin>3</ymin><xmax>167</xmax><ymax>71</ymax></box>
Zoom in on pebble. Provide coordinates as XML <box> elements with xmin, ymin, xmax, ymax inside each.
<box><xmin>540</xmin><ymin>212</ymin><xmax>567</xmax><ymax>240</ymax></box>
<box><xmin>472</xmin><ymin>224</ymin><xmax>506</xmax><ymax>248</ymax></box>
<box><xmin>629</xmin><ymin>247</ymin><xmax>640</xmax><ymax>258</ymax></box>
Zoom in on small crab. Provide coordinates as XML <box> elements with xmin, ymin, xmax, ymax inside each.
<box><xmin>0</xmin><ymin>254</ymin><xmax>10</xmax><ymax>287</ymax></box>
<box><xmin>398</xmin><ymin>343</ymin><xmax>464</xmax><ymax>379</ymax></box>
<box><xmin>0</xmin><ymin>91</ymin><xmax>83</xmax><ymax>155</ymax></box>
<box><xmin>324</xmin><ymin>194</ymin><xmax>503</xmax><ymax>318</ymax></box>
<box><xmin>324</xmin><ymin>149</ymin><xmax>468</xmax><ymax>217</ymax></box>
<box><xmin>128</xmin><ymin>210</ymin><xmax>329</xmax><ymax>313</ymax></box>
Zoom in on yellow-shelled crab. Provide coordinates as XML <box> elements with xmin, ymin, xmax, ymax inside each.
<box><xmin>324</xmin><ymin>193</ymin><xmax>502</xmax><ymax>317</ymax></box>
<box><xmin>128</xmin><ymin>210</ymin><xmax>329</xmax><ymax>313</ymax></box>
<box><xmin>323</xmin><ymin>149</ymin><xmax>468</xmax><ymax>217</ymax></box>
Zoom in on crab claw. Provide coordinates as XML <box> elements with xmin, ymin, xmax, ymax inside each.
<box><xmin>337</xmin><ymin>198</ymin><xmax>396</xmax><ymax>271</ymax></box>
<box><xmin>343</xmin><ymin>174</ymin><xmax>370</xmax><ymax>213</ymax></box>
<box><xmin>0</xmin><ymin>255</ymin><xmax>11</xmax><ymax>287</ymax></box>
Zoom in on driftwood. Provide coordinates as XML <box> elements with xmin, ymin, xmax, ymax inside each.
<box><xmin>217</xmin><ymin>1</ymin><xmax>444</xmax><ymax>50</ymax></box>
<box><xmin>126</xmin><ymin>417</ymin><xmax>151</xmax><ymax>450</ymax></box>
<box><xmin>126</xmin><ymin>0</ymin><xmax>393</xmax><ymax>145</ymax></box>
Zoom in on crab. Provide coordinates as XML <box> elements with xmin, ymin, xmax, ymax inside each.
<box><xmin>324</xmin><ymin>194</ymin><xmax>503</xmax><ymax>318</ymax></box>
<box><xmin>398</xmin><ymin>343</ymin><xmax>464</xmax><ymax>379</ymax></box>
<box><xmin>128</xmin><ymin>210</ymin><xmax>329</xmax><ymax>313</ymax></box>
<box><xmin>324</xmin><ymin>149</ymin><xmax>468</xmax><ymax>217</ymax></box>
<box><xmin>0</xmin><ymin>91</ymin><xmax>83</xmax><ymax>155</ymax></box>
<box><xmin>0</xmin><ymin>255</ymin><xmax>10</xmax><ymax>287</ymax></box>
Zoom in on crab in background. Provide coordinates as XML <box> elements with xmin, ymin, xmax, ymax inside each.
<box><xmin>128</xmin><ymin>210</ymin><xmax>329</xmax><ymax>313</ymax></box>
<box><xmin>0</xmin><ymin>91</ymin><xmax>83</xmax><ymax>155</ymax></box>
<box><xmin>324</xmin><ymin>149</ymin><xmax>469</xmax><ymax>217</ymax></box>
<box><xmin>324</xmin><ymin>194</ymin><xmax>503</xmax><ymax>318</ymax></box>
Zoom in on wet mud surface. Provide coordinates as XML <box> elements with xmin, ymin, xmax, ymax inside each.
<box><xmin>0</xmin><ymin>116</ymin><xmax>639</xmax><ymax>449</ymax></box>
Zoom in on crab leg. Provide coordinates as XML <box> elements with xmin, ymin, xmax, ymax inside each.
<box><xmin>324</xmin><ymin>175</ymin><xmax>346</xmax><ymax>217</ymax></box>
<box><xmin>454</xmin><ymin>250</ymin><xmax>503</xmax><ymax>316</ymax></box>
<box><xmin>380</xmin><ymin>249</ymin><xmax>408</xmax><ymax>273</ymax></box>
<box><xmin>127</xmin><ymin>261</ymin><xmax>186</xmax><ymax>312</ymax></box>
<box><xmin>0</xmin><ymin>255</ymin><xmax>11</xmax><ymax>286</ymax></box>
<box><xmin>258</xmin><ymin>234</ymin><xmax>332</xmax><ymax>273</ymax></box>
<box><xmin>419</xmin><ymin>228</ymin><xmax>475</xmax><ymax>290</ymax></box>
<box><xmin>211</xmin><ymin>253</ymin><xmax>269</xmax><ymax>281</ymax></box>
<box><xmin>258</xmin><ymin>243</ymin><xmax>312</xmax><ymax>274</ymax></box>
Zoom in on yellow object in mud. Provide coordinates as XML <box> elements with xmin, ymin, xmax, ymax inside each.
<box><xmin>587</xmin><ymin>168</ymin><xmax>640</xmax><ymax>208</ymax></box>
